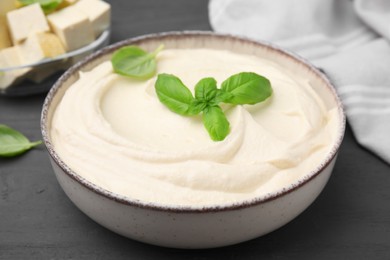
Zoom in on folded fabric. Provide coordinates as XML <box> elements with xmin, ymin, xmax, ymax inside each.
<box><xmin>209</xmin><ymin>0</ymin><xmax>390</xmax><ymax>163</ymax></box>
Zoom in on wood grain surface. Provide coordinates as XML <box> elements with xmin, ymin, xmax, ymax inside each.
<box><xmin>0</xmin><ymin>0</ymin><xmax>389</xmax><ymax>259</ymax></box>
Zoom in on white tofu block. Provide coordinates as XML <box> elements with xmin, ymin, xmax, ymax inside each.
<box><xmin>18</xmin><ymin>32</ymin><xmax>66</xmax><ymax>64</ymax></box>
<box><xmin>0</xmin><ymin>0</ymin><xmax>17</xmax><ymax>49</ymax></box>
<box><xmin>47</xmin><ymin>6</ymin><xmax>95</xmax><ymax>51</ymax></box>
<box><xmin>0</xmin><ymin>47</ymin><xmax>30</xmax><ymax>90</ymax></box>
<box><xmin>6</xmin><ymin>3</ymin><xmax>50</xmax><ymax>44</ymax></box>
<box><xmin>74</xmin><ymin>0</ymin><xmax>111</xmax><ymax>37</ymax></box>
<box><xmin>17</xmin><ymin>32</ymin><xmax>66</xmax><ymax>83</ymax></box>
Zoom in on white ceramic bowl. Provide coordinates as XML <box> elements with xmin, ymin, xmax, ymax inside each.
<box><xmin>0</xmin><ymin>29</ymin><xmax>110</xmax><ymax>96</ymax></box>
<box><xmin>41</xmin><ymin>31</ymin><xmax>346</xmax><ymax>249</ymax></box>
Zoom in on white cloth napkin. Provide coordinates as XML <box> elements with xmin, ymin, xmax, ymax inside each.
<box><xmin>209</xmin><ymin>0</ymin><xmax>390</xmax><ymax>163</ymax></box>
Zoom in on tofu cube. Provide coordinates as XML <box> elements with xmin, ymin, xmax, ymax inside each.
<box><xmin>0</xmin><ymin>0</ymin><xmax>17</xmax><ymax>49</ymax></box>
<box><xmin>0</xmin><ymin>47</ymin><xmax>30</xmax><ymax>90</ymax></box>
<box><xmin>73</xmin><ymin>0</ymin><xmax>111</xmax><ymax>37</ymax></box>
<box><xmin>18</xmin><ymin>32</ymin><xmax>68</xmax><ymax>84</ymax></box>
<box><xmin>37</xmin><ymin>32</ymin><xmax>66</xmax><ymax>58</ymax></box>
<box><xmin>47</xmin><ymin>6</ymin><xmax>94</xmax><ymax>51</ymax></box>
<box><xmin>18</xmin><ymin>32</ymin><xmax>66</xmax><ymax>64</ymax></box>
<box><xmin>6</xmin><ymin>3</ymin><xmax>50</xmax><ymax>44</ymax></box>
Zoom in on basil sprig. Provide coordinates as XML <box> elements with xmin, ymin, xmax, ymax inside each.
<box><xmin>111</xmin><ymin>45</ymin><xmax>164</xmax><ymax>79</ymax></box>
<box><xmin>155</xmin><ymin>72</ymin><xmax>272</xmax><ymax>141</ymax></box>
<box><xmin>110</xmin><ymin>45</ymin><xmax>272</xmax><ymax>141</ymax></box>
<box><xmin>0</xmin><ymin>125</ymin><xmax>42</xmax><ymax>157</ymax></box>
<box><xmin>18</xmin><ymin>0</ymin><xmax>63</xmax><ymax>14</ymax></box>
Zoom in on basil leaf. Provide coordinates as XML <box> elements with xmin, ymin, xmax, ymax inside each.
<box><xmin>155</xmin><ymin>74</ymin><xmax>198</xmax><ymax>116</ymax></box>
<box><xmin>213</xmin><ymin>89</ymin><xmax>233</xmax><ymax>104</ymax></box>
<box><xmin>194</xmin><ymin>78</ymin><xmax>233</xmax><ymax>106</ymax></box>
<box><xmin>19</xmin><ymin>0</ymin><xmax>63</xmax><ymax>14</ymax></box>
<box><xmin>0</xmin><ymin>125</ymin><xmax>42</xmax><ymax>157</ymax></box>
<box><xmin>221</xmin><ymin>72</ymin><xmax>272</xmax><ymax>105</ymax></box>
<box><xmin>154</xmin><ymin>71</ymin><xmax>272</xmax><ymax>142</ymax></box>
<box><xmin>194</xmin><ymin>77</ymin><xmax>218</xmax><ymax>101</ymax></box>
<box><xmin>202</xmin><ymin>106</ymin><xmax>230</xmax><ymax>141</ymax></box>
<box><xmin>111</xmin><ymin>45</ymin><xmax>163</xmax><ymax>79</ymax></box>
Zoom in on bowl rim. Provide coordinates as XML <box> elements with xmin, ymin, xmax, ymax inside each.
<box><xmin>41</xmin><ymin>30</ymin><xmax>346</xmax><ymax>213</ymax></box>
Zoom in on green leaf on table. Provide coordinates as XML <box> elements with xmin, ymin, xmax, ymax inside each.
<box><xmin>0</xmin><ymin>124</ymin><xmax>42</xmax><ymax>157</ymax></box>
<box><xmin>221</xmin><ymin>72</ymin><xmax>272</xmax><ymax>105</ymax></box>
<box><xmin>18</xmin><ymin>0</ymin><xmax>63</xmax><ymax>14</ymax></box>
<box><xmin>111</xmin><ymin>44</ymin><xmax>164</xmax><ymax>79</ymax></box>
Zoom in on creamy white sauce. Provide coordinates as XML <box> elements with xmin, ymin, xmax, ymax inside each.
<box><xmin>51</xmin><ymin>49</ymin><xmax>339</xmax><ymax>206</ymax></box>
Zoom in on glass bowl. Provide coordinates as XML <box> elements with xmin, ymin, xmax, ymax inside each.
<box><xmin>0</xmin><ymin>28</ymin><xmax>110</xmax><ymax>96</ymax></box>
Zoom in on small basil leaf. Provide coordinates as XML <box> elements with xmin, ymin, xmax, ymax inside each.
<box><xmin>221</xmin><ymin>72</ymin><xmax>272</xmax><ymax>105</ymax></box>
<box><xmin>155</xmin><ymin>74</ymin><xmax>197</xmax><ymax>116</ymax></box>
<box><xmin>0</xmin><ymin>125</ymin><xmax>42</xmax><ymax>157</ymax></box>
<box><xmin>111</xmin><ymin>44</ymin><xmax>163</xmax><ymax>79</ymax></box>
<box><xmin>202</xmin><ymin>106</ymin><xmax>230</xmax><ymax>141</ymax></box>
<box><xmin>194</xmin><ymin>78</ymin><xmax>233</xmax><ymax>106</ymax></box>
<box><xmin>19</xmin><ymin>0</ymin><xmax>63</xmax><ymax>14</ymax></box>
<box><xmin>194</xmin><ymin>77</ymin><xmax>218</xmax><ymax>102</ymax></box>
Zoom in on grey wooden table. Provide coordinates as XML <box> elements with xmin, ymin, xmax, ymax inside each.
<box><xmin>1</xmin><ymin>0</ymin><xmax>389</xmax><ymax>259</ymax></box>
